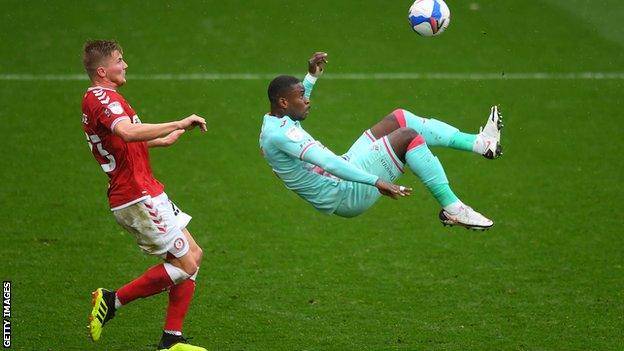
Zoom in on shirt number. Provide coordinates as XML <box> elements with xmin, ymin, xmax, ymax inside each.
<box><xmin>86</xmin><ymin>133</ymin><xmax>116</xmax><ymax>173</ymax></box>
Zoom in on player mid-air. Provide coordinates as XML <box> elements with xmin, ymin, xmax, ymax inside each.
<box><xmin>259</xmin><ymin>52</ymin><xmax>503</xmax><ymax>230</ymax></box>
<box><xmin>82</xmin><ymin>40</ymin><xmax>207</xmax><ymax>351</ymax></box>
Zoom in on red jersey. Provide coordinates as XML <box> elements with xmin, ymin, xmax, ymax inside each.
<box><xmin>82</xmin><ymin>87</ymin><xmax>164</xmax><ymax>210</ymax></box>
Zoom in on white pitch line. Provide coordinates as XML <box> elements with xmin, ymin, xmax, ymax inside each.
<box><xmin>1</xmin><ymin>72</ymin><xmax>624</xmax><ymax>81</ymax></box>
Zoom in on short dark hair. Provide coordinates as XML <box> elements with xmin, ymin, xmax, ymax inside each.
<box><xmin>267</xmin><ymin>75</ymin><xmax>301</xmax><ymax>104</ymax></box>
<box><xmin>83</xmin><ymin>40</ymin><xmax>123</xmax><ymax>80</ymax></box>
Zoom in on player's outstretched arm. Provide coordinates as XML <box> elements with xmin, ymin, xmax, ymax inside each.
<box><xmin>113</xmin><ymin>114</ymin><xmax>207</xmax><ymax>143</ymax></box>
<box><xmin>303</xmin><ymin>52</ymin><xmax>328</xmax><ymax>99</ymax></box>
<box><xmin>301</xmin><ymin>145</ymin><xmax>411</xmax><ymax>199</ymax></box>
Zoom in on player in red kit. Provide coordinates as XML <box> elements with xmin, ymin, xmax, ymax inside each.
<box><xmin>82</xmin><ymin>40</ymin><xmax>207</xmax><ymax>351</ymax></box>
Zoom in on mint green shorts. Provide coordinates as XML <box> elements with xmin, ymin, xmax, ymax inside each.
<box><xmin>334</xmin><ymin>135</ymin><xmax>404</xmax><ymax>217</ymax></box>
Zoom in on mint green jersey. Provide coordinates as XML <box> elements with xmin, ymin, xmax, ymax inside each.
<box><xmin>260</xmin><ymin>114</ymin><xmax>345</xmax><ymax>213</ymax></box>
<box><xmin>259</xmin><ymin>74</ymin><xmax>379</xmax><ymax>214</ymax></box>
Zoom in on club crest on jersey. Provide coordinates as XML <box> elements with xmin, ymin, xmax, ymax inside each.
<box><xmin>103</xmin><ymin>109</ymin><xmax>112</xmax><ymax>118</ymax></box>
<box><xmin>107</xmin><ymin>101</ymin><xmax>124</xmax><ymax>115</ymax></box>
<box><xmin>285</xmin><ymin>126</ymin><xmax>303</xmax><ymax>142</ymax></box>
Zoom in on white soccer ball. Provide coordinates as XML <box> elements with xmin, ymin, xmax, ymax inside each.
<box><xmin>408</xmin><ymin>0</ymin><xmax>451</xmax><ymax>37</ymax></box>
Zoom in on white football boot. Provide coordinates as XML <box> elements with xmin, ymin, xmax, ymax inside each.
<box><xmin>439</xmin><ymin>205</ymin><xmax>494</xmax><ymax>230</ymax></box>
<box><xmin>478</xmin><ymin>105</ymin><xmax>504</xmax><ymax>159</ymax></box>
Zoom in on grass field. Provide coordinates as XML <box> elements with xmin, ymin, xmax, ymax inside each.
<box><xmin>1</xmin><ymin>1</ymin><xmax>623</xmax><ymax>350</ymax></box>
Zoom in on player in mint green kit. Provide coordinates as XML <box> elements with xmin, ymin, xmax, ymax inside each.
<box><xmin>260</xmin><ymin>52</ymin><xmax>503</xmax><ymax>230</ymax></box>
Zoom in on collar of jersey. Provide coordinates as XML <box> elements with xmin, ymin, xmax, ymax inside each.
<box><xmin>266</xmin><ymin>114</ymin><xmax>299</xmax><ymax>126</ymax></box>
<box><xmin>87</xmin><ymin>86</ymin><xmax>117</xmax><ymax>92</ymax></box>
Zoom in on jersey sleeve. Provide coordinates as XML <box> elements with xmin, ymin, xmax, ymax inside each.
<box><xmin>301</xmin><ymin>145</ymin><xmax>379</xmax><ymax>186</ymax></box>
<box><xmin>270</xmin><ymin>125</ymin><xmax>318</xmax><ymax>160</ymax></box>
<box><xmin>92</xmin><ymin>93</ymin><xmax>131</xmax><ymax>131</ymax></box>
<box><xmin>302</xmin><ymin>73</ymin><xmax>317</xmax><ymax>99</ymax></box>
<box><xmin>271</xmin><ymin>127</ymin><xmax>379</xmax><ymax>186</ymax></box>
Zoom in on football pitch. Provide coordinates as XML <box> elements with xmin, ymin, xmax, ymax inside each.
<box><xmin>1</xmin><ymin>1</ymin><xmax>623</xmax><ymax>350</ymax></box>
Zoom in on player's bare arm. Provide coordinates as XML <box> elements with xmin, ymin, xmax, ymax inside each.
<box><xmin>147</xmin><ymin>129</ymin><xmax>186</xmax><ymax>148</ymax></box>
<box><xmin>113</xmin><ymin>114</ymin><xmax>207</xmax><ymax>143</ymax></box>
<box><xmin>179</xmin><ymin>114</ymin><xmax>208</xmax><ymax>132</ymax></box>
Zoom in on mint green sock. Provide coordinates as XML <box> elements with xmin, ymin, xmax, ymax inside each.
<box><xmin>402</xmin><ymin>109</ymin><xmax>477</xmax><ymax>151</ymax></box>
<box><xmin>449</xmin><ymin>131</ymin><xmax>477</xmax><ymax>152</ymax></box>
<box><xmin>428</xmin><ymin>183</ymin><xmax>459</xmax><ymax>208</ymax></box>
<box><xmin>406</xmin><ymin>143</ymin><xmax>459</xmax><ymax>207</ymax></box>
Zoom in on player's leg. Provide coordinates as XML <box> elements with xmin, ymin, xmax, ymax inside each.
<box><xmin>387</xmin><ymin>127</ymin><xmax>494</xmax><ymax>230</ymax></box>
<box><xmin>158</xmin><ymin>229</ymin><xmax>205</xmax><ymax>350</ymax></box>
<box><xmin>370</xmin><ymin>107</ymin><xmax>503</xmax><ymax>159</ymax></box>
<box><xmin>89</xmin><ymin>194</ymin><xmax>198</xmax><ymax>343</ymax></box>
<box><xmin>89</xmin><ymin>248</ymin><xmax>187</xmax><ymax>341</ymax></box>
<box><xmin>114</xmin><ymin>195</ymin><xmax>196</xmax><ymax>305</ymax></box>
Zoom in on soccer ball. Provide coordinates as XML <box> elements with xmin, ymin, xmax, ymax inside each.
<box><xmin>408</xmin><ymin>0</ymin><xmax>451</xmax><ymax>37</ymax></box>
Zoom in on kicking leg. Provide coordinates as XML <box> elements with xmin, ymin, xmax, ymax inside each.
<box><xmin>375</xmin><ymin>107</ymin><xmax>503</xmax><ymax>159</ymax></box>
<box><xmin>387</xmin><ymin>127</ymin><xmax>494</xmax><ymax>230</ymax></box>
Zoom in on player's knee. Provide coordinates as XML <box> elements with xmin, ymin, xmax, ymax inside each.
<box><xmin>181</xmin><ymin>259</ymin><xmax>198</xmax><ymax>276</ymax></box>
<box><xmin>391</xmin><ymin>108</ymin><xmax>408</xmax><ymax>128</ymax></box>
<box><xmin>397</xmin><ymin>127</ymin><xmax>420</xmax><ymax>142</ymax></box>
<box><xmin>182</xmin><ymin>266</ymin><xmax>198</xmax><ymax>277</ymax></box>
<box><xmin>194</xmin><ymin>246</ymin><xmax>204</xmax><ymax>265</ymax></box>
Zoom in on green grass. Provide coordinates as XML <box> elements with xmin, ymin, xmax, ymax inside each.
<box><xmin>1</xmin><ymin>1</ymin><xmax>623</xmax><ymax>350</ymax></box>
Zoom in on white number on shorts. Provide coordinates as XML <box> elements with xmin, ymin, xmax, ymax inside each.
<box><xmin>86</xmin><ymin>133</ymin><xmax>116</xmax><ymax>173</ymax></box>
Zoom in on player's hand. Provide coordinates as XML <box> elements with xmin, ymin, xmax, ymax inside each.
<box><xmin>375</xmin><ymin>179</ymin><xmax>412</xmax><ymax>200</ymax></box>
<box><xmin>308</xmin><ymin>52</ymin><xmax>328</xmax><ymax>77</ymax></box>
<box><xmin>160</xmin><ymin>129</ymin><xmax>185</xmax><ymax>146</ymax></box>
<box><xmin>180</xmin><ymin>114</ymin><xmax>207</xmax><ymax>132</ymax></box>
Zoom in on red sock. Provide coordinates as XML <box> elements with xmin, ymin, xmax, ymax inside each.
<box><xmin>164</xmin><ymin>279</ymin><xmax>196</xmax><ymax>332</ymax></box>
<box><xmin>116</xmin><ymin>264</ymin><xmax>174</xmax><ymax>305</ymax></box>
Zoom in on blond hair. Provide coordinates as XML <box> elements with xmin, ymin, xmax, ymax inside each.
<box><xmin>82</xmin><ymin>40</ymin><xmax>123</xmax><ymax>80</ymax></box>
